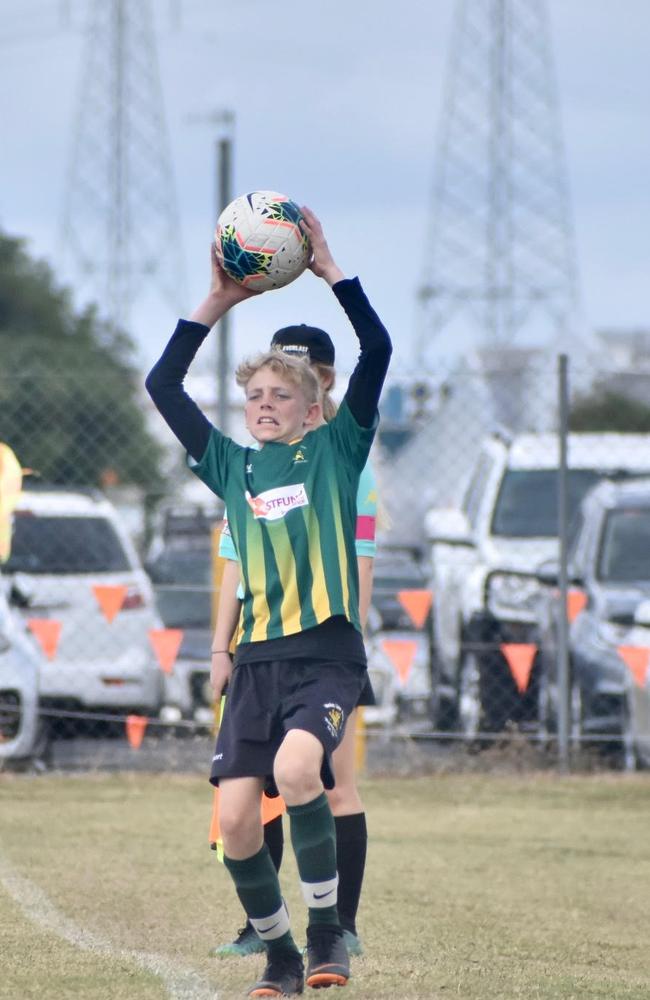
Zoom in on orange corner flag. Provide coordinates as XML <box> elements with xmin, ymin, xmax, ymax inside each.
<box><xmin>381</xmin><ymin>638</ymin><xmax>418</xmax><ymax>685</ymax></box>
<box><xmin>397</xmin><ymin>589</ymin><xmax>433</xmax><ymax>630</ymax></box>
<box><xmin>618</xmin><ymin>646</ymin><xmax>650</xmax><ymax>689</ymax></box>
<box><xmin>27</xmin><ymin>618</ymin><xmax>62</xmax><ymax>660</ymax></box>
<box><xmin>501</xmin><ymin>643</ymin><xmax>537</xmax><ymax>694</ymax></box>
<box><xmin>126</xmin><ymin>714</ymin><xmax>148</xmax><ymax>749</ymax></box>
<box><xmin>93</xmin><ymin>584</ymin><xmax>127</xmax><ymax>623</ymax></box>
<box><xmin>567</xmin><ymin>589</ymin><xmax>587</xmax><ymax>624</ymax></box>
<box><xmin>148</xmin><ymin>628</ymin><xmax>183</xmax><ymax>674</ymax></box>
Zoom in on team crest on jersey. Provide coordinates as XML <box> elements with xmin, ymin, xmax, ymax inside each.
<box><xmin>293</xmin><ymin>447</ymin><xmax>307</xmax><ymax>464</ymax></box>
<box><xmin>322</xmin><ymin>702</ymin><xmax>344</xmax><ymax>739</ymax></box>
<box><xmin>245</xmin><ymin>484</ymin><xmax>309</xmax><ymax>521</ymax></box>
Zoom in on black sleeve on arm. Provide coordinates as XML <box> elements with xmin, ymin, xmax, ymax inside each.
<box><xmin>145</xmin><ymin>320</ymin><xmax>214</xmax><ymax>462</ymax></box>
<box><xmin>333</xmin><ymin>277</ymin><xmax>392</xmax><ymax>428</ymax></box>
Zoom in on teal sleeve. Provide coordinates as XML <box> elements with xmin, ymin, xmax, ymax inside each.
<box><xmin>218</xmin><ymin>508</ymin><xmax>237</xmax><ymax>561</ymax></box>
<box><xmin>355</xmin><ymin>461</ymin><xmax>377</xmax><ymax>558</ymax></box>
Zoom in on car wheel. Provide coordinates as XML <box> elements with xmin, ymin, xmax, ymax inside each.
<box><xmin>458</xmin><ymin>652</ymin><xmax>482</xmax><ymax>740</ymax></box>
<box><xmin>429</xmin><ymin>650</ymin><xmax>457</xmax><ymax>732</ymax></box>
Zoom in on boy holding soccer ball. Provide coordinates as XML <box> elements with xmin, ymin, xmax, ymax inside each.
<box><xmin>146</xmin><ymin>207</ymin><xmax>391</xmax><ymax>996</ymax></box>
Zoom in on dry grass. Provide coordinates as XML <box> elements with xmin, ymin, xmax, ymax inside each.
<box><xmin>2</xmin><ymin>770</ymin><xmax>650</xmax><ymax>999</ymax></box>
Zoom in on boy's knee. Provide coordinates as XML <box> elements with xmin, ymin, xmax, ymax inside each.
<box><xmin>274</xmin><ymin>729</ymin><xmax>324</xmax><ymax>803</ymax></box>
<box><xmin>326</xmin><ymin>781</ymin><xmax>363</xmax><ymax>816</ymax></box>
<box><xmin>219</xmin><ymin>802</ymin><xmax>260</xmax><ymax>848</ymax></box>
<box><xmin>274</xmin><ymin>756</ymin><xmax>313</xmax><ymax>799</ymax></box>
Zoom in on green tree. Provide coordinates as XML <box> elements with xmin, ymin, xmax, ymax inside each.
<box><xmin>0</xmin><ymin>231</ymin><xmax>164</xmax><ymax>491</ymax></box>
<box><xmin>570</xmin><ymin>387</ymin><xmax>650</xmax><ymax>433</ymax></box>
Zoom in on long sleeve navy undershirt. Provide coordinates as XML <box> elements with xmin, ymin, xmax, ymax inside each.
<box><xmin>145</xmin><ymin>277</ymin><xmax>392</xmax><ymax>462</ymax></box>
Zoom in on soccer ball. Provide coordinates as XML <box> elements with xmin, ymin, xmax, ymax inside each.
<box><xmin>214</xmin><ymin>191</ymin><xmax>310</xmax><ymax>291</ymax></box>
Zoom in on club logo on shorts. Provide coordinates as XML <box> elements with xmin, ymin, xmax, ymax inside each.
<box><xmin>245</xmin><ymin>484</ymin><xmax>309</xmax><ymax>521</ymax></box>
<box><xmin>323</xmin><ymin>702</ymin><xmax>344</xmax><ymax>739</ymax></box>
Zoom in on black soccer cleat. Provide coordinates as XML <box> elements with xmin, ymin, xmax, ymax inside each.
<box><xmin>305</xmin><ymin>925</ymin><xmax>349</xmax><ymax>989</ymax></box>
<box><xmin>248</xmin><ymin>948</ymin><xmax>305</xmax><ymax>997</ymax></box>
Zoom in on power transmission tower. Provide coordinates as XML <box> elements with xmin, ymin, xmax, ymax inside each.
<box><xmin>416</xmin><ymin>0</ymin><xmax>579</xmax><ymax>360</ymax></box>
<box><xmin>60</xmin><ymin>0</ymin><xmax>187</xmax><ymax>335</ymax></box>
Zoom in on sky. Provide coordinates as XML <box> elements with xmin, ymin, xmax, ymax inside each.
<box><xmin>1</xmin><ymin>0</ymin><xmax>649</xmax><ymax>381</ymax></box>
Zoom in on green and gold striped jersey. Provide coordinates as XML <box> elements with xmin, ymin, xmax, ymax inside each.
<box><xmin>190</xmin><ymin>400</ymin><xmax>375</xmax><ymax>645</ymax></box>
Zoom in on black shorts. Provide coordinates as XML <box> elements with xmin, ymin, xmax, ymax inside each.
<box><xmin>210</xmin><ymin>658</ymin><xmax>368</xmax><ymax>794</ymax></box>
<box><xmin>357</xmin><ymin>673</ymin><xmax>376</xmax><ymax>707</ymax></box>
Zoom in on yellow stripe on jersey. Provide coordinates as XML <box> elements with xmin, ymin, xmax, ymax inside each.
<box><xmin>331</xmin><ymin>491</ymin><xmax>350</xmax><ymax>615</ymax></box>
<box><xmin>305</xmin><ymin>507</ymin><xmax>333</xmax><ymax>624</ymax></box>
<box><xmin>266</xmin><ymin>520</ymin><xmax>303</xmax><ymax>636</ymax></box>
<box><xmin>246</xmin><ymin>521</ymin><xmax>270</xmax><ymax>642</ymax></box>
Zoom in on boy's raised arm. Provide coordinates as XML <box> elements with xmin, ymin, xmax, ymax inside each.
<box><xmin>145</xmin><ymin>247</ymin><xmax>260</xmax><ymax>462</ymax></box>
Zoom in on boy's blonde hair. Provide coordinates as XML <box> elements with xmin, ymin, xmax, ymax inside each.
<box><xmin>236</xmin><ymin>351</ymin><xmax>322</xmax><ymax>407</ymax></box>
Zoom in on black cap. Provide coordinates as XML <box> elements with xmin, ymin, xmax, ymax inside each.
<box><xmin>270</xmin><ymin>324</ymin><xmax>335</xmax><ymax>366</ymax></box>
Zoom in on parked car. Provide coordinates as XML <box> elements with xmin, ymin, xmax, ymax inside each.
<box><xmin>364</xmin><ymin>603</ymin><xmax>432</xmax><ymax>728</ymax></box>
<box><xmin>146</xmin><ymin>540</ymin><xmax>215</xmax><ymax>724</ymax></box>
<box><xmin>0</xmin><ymin>579</ymin><xmax>43</xmax><ymax>763</ymax></box>
<box><xmin>372</xmin><ymin>546</ymin><xmax>432</xmax><ymax>631</ymax></box>
<box><xmin>624</xmin><ymin>599</ymin><xmax>650</xmax><ymax>768</ymax></box>
<box><xmin>4</xmin><ymin>485</ymin><xmax>164</xmax><ymax>730</ymax></box>
<box><xmin>535</xmin><ymin>477</ymin><xmax>650</xmax><ymax>766</ymax></box>
<box><xmin>425</xmin><ymin>431</ymin><xmax>650</xmax><ymax>738</ymax></box>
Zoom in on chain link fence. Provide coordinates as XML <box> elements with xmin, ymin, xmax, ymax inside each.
<box><xmin>3</xmin><ymin>350</ymin><xmax>650</xmax><ymax>773</ymax></box>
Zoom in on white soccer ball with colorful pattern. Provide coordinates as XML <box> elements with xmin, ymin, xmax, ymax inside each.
<box><xmin>214</xmin><ymin>191</ymin><xmax>311</xmax><ymax>291</ymax></box>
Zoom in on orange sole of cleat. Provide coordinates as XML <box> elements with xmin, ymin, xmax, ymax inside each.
<box><xmin>306</xmin><ymin>973</ymin><xmax>348</xmax><ymax>989</ymax></box>
<box><xmin>249</xmin><ymin>989</ymin><xmax>283</xmax><ymax>998</ymax></box>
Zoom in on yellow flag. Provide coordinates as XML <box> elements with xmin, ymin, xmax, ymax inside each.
<box><xmin>0</xmin><ymin>443</ymin><xmax>23</xmax><ymax>562</ymax></box>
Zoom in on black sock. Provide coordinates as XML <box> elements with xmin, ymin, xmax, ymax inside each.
<box><xmin>264</xmin><ymin>813</ymin><xmax>284</xmax><ymax>873</ymax></box>
<box><xmin>335</xmin><ymin>812</ymin><xmax>367</xmax><ymax>936</ymax></box>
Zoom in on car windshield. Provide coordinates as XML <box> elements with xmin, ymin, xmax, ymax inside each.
<box><xmin>598</xmin><ymin>509</ymin><xmax>650</xmax><ymax>582</ymax></box>
<box><xmin>148</xmin><ymin>547</ymin><xmax>212</xmax><ymax>629</ymax></box>
<box><xmin>6</xmin><ymin>514</ymin><xmax>131</xmax><ymax>573</ymax></box>
<box><xmin>492</xmin><ymin>470</ymin><xmax>616</xmax><ymax>538</ymax></box>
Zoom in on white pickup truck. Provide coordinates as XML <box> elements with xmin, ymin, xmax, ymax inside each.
<box><xmin>425</xmin><ymin>431</ymin><xmax>650</xmax><ymax>737</ymax></box>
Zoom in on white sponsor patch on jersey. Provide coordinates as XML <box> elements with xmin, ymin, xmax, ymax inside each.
<box><xmin>245</xmin><ymin>484</ymin><xmax>309</xmax><ymax>521</ymax></box>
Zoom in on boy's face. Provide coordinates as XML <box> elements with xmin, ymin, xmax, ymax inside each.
<box><xmin>244</xmin><ymin>366</ymin><xmax>320</xmax><ymax>445</ymax></box>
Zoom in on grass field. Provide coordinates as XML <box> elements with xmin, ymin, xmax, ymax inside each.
<box><xmin>2</xmin><ymin>769</ymin><xmax>650</xmax><ymax>999</ymax></box>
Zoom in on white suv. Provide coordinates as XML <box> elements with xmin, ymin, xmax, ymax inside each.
<box><xmin>5</xmin><ymin>486</ymin><xmax>164</xmax><ymax>726</ymax></box>
<box><xmin>425</xmin><ymin>432</ymin><xmax>650</xmax><ymax>736</ymax></box>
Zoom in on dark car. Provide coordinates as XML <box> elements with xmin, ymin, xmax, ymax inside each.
<box><xmin>535</xmin><ymin>478</ymin><xmax>650</xmax><ymax>765</ymax></box>
<box><xmin>146</xmin><ymin>542</ymin><xmax>215</xmax><ymax>724</ymax></box>
<box><xmin>372</xmin><ymin>547</ymin><xmax>431</xmax><ymax>631</ymax></box>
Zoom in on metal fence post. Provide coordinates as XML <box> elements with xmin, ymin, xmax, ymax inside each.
<box><xmin>557</xmin><ymin>353</ymin><xmax>570</xmax><ymax>773</ymax></box>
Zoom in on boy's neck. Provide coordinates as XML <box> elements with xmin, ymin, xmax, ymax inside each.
<box><xmin>255</xmin><ymin>434</ymin><xmax>305</xmax><ymax>448</ymax></box>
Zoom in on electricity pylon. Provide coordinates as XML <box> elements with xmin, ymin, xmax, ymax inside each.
<box><xmin>60</xmin><ymin>0</ymin><xmax>187</xmax><ymax>334</ymax></box>
<box><xmin>416</xmin><ymin>0</ymin><xmax>579</xmax><ymax>359</ymax></box>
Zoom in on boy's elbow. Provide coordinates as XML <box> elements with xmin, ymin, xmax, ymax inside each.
<box><xmin>144</xmin><ymin>367</ymin><xmax>161</xmax><ymax>400</ymax></box>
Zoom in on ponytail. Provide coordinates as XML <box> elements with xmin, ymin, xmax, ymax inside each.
<box><xmin>313</xmin><ymin>363</ymin><xmax>338</xmax><ymax>422</ymax></box>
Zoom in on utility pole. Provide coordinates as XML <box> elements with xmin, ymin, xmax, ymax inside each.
<box><xmin>187</xmin><ymin>109</ymin><xmax>235</xmax><ymax>435</ymax></box>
